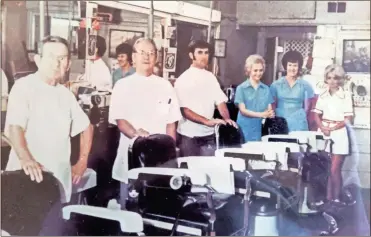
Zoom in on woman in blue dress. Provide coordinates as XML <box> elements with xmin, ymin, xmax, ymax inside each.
<box><xmin>270</xmin><ymin>50</ymin><xmax>315</xmax><ymax>132</ymax></box>
<box><xmin>234</xmin><ymin>55</ymin><xmax>275</xmax><ymax>142</ymax></box>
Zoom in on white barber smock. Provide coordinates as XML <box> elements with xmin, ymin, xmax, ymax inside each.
<box><xmin>4</xmin><ymin>73</ymin><xmax>90</xmax><ymax>203</ymax></box>
<box><xmin>175</xmin><ymin>67</ymin><xmax>228</xmax><ymax>138</ymax></box>
<box><xmin>83</xmin><ymin>58</ymin><xmax>112</xmax><ymax>92</ymax></box>
<box><xmin>313</xmin><ymin>88</ymin><xmax>354</xmax><ymax>155</ymax></box>
<box><xmin>109</xmin><ymin>73</ymin><xmax>182</xmax><ymax>183</ymax></box>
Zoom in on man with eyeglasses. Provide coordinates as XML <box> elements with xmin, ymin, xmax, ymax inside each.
<box><xmin>109</xmin><ymin>38</ymin><xmax>181</xmax><ymax>208</ymax></box>
<box><xmin>3</xmin><ymin>36</ymin><xmax>94</xmax><ymax>234</ymax></box>
<box><xmin>174</xmin><ymin>40</ymin><xmax>237</xmax><ymax>157</ymax></box>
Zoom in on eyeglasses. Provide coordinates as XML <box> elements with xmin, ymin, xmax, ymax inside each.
<box><xmin>41</xmin><ymin>53</ymin><xmax>69</xmax><ymax>62</ymax></box>
<box><xmin>135</xmin><ymin>50</ymin><xmax>156</xmax><ymax>58</ymax></box>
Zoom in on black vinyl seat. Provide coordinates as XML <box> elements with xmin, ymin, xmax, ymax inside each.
<box><xmin>1</xmin><ymin>170</ymin><xmax>61</xmax><ymax>236</ymax></box>
<box><xmin>216</xmin><ymin>124</ymin><xmax>242</xmax><ymax>149</ymax></box>
<box><xmin>128</xmin><ymin>134</ymin><xmax>177</xmax><ymax>170</ymax></box>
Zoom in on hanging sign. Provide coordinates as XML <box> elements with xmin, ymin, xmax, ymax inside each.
<box><xmin>164</xmin><ymin>47</ymin><xmax>177</xmax><ymax>73</ymax></box>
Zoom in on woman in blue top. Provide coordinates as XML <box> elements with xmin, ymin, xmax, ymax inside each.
<box><xmin>234</xmin><ymin>55</ymin><xmax>275</xmax><ymax>142</ymax></box>
<box><xmin>270</xmin><ymin>51</ymin><xmax>315</xmax><ymax>132</ymax></box>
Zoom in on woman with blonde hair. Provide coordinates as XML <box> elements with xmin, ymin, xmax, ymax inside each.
<box><xmin>234</xmin><ymin>54</ymin><xmax>275</xmax><ymax>142</ymax></box>
<box><xmin>313</xmin><ymin>64</ymin><xmax>354</xmax><ymax>207</ymax></box>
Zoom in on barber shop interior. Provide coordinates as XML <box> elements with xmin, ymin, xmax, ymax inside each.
<box><xmin>1</xmin><ymin>0</ymin><xmax>370</xmax><ymax>236</ymax></box>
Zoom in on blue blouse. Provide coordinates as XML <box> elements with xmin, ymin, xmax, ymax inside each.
<box><xmin>234</xmin><ymin>80</ymin><xmax>274</xmax><ymax>142</ymax></box>
<box><xmin>270</xmin><ymin>76</ymin><xmax>315</xmax><ymax>132</ymax></box>
<box><xmin>112</xmin><ymin>67</ymin><xmax>136</xmax><ymax>86</ymax></box>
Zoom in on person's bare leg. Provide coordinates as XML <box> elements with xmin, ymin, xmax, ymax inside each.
<box><xmin>326</xmin><ymin>175</ymin><xmax>333</xmax><ymax>201</ymax></box>
<box><xmin>331</xmin><ymin>154</ymin><xmax>345</xmax><ymax>201</ymax></box>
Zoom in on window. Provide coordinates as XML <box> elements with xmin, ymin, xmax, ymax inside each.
<box><xmin>327</xmin><ymin>1</ymin><xmax>347</xmax><ymax>13</ymax></box>
<box><xmin>337</xmin><ymin>2</ymin><xmax>346</xmax><ymax>13</ymax></box>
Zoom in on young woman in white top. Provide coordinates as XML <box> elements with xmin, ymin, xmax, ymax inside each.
<box><xmin>313</xmin><ymin>64</ymin><xmax>354</xmax><ymax>206</ymax></box>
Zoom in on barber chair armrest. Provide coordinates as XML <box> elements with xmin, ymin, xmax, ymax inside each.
<box><xmin>62</xmin><ymin>205</ymin><xmax>144</xmax><ymax>233</ymax></box>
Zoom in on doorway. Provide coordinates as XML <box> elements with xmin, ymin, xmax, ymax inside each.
<box><xmin>174</xmin><ymin>21</ymin><xmax>208</xmax><ymax>78</ymax></box>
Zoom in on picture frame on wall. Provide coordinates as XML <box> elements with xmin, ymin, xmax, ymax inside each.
<box><xmin>342</xmin><ymin>39</ymin><xmax>370</xmax><ymax>73</ymax></box>
<box><xmin>108</xmin><ymin>29</ymin><xmax>145</xmax><ymax>58</ymax></box>
<box><xmin>214</xmin><ymin>39</ymin><xmax>227</xmax><ymax>58</ymax></box>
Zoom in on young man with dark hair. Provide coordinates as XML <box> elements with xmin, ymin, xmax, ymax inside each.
<box><xmin>112</xmin><ymin>43</ymin><xmax>135</xmax><ymax>86</ymax></box>
<box><xmin>174</xmin><ymin>40</ymin><xmax>237</xmax><ymax>157</ymax></box>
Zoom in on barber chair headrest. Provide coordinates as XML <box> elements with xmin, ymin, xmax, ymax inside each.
<box><xmin>289</xmin><ymin>131</ymin><xmax>326</xmax><ymax>152</ymax></box>
<box><xmin>215</xmin><ymin>124</ymin><xmax>242</xmax><ymax>149</ymax></box>
<box><xmin>177</xmin><ymin>156</ymin><xmax>240</xmax><ymax>195</ymax></box>
<box><xmin>262</xmin><ymin>134</ymin><xmax>310</xmax><ymax>152</ymax></box>
<box><xmin>128</xmin><ymin>134</ymin><xmax>177</xmax><ymax>170</ymax></box>
<box><xmin>1</xmin><ymin>170</ymin><xmax>61</xmax><ymax>236</ymax></box>
<box><xmin>262</xmin><ymin>116</ymin><xmax>289</xmax><ymax>136</ymax></box>
<box><xmin>215</xmin><ymin>147</ymin><xmax>282</xmax><ymax>171</ymax></box>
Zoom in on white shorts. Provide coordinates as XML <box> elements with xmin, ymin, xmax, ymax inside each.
<box><xmin>319</xmin><ymin>121</ymin><xmax>350</xmax><ymax>155</ymax></box>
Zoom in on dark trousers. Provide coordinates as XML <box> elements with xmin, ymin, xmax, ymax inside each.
<box><xmin>177</xmin><ymin>133</ymin><xmax>216</xmax><ymax>157</ymax></box>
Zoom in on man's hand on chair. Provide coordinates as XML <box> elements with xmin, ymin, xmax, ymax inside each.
<box><xmin>20</xmin><ymin>157</ymin><xmax>44</xmax><ymax>183</ymax></box>
<box><xmin>224</xmin><ymin>119</ymin><xmax>238</xmax><ymax>128</ymax></box>
<box><xmin>204</xmin><ymin>119</ymin><xmax>226</xmax><ymax>127</ymax></box>
<box><xmin>72</xmin><ymin>160</ymin><xmax>87</xmax><ymax>184</ymax></box>
<box><xmin>134</xmin><ymin>128</ymin><xmax>150</xmax><ymax>137</ymax></box>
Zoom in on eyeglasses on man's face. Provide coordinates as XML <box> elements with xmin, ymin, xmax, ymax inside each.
<box><xmin>41</xmin><ymin>53</ymin><xmax>69</xmax><ymax>62</ymax></box>
<box><xmin>135</xmin><ymin>50</ymin><xmax>156</xmax><ymax>58</ymax></box>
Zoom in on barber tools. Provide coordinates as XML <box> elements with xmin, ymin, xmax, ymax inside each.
<box><xmin>127</xmin><ymin>167</ymin><xmax>215</xmax><ymax>236</ymax></box>
<box><xmin>128</xmin><ymin>134</ymin><xmax>177</xmax><ymax>170</ymax></box>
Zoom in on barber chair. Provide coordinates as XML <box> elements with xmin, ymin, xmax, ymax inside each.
<box><xmin>215</xmin><ymin>124</ymin><xmax>242</xmax><ymax>150</ymax></box>
<box><xmin>177</xmin><ymin>154</ymin><xmax>292</xmax><ymax>236</ymax></box>
<box><xmin>289</xmin><ymin>131</ymin><xmax>357</xmax><ymax>206</ymax></box>
<box><xmin>262</xmin><ymin>134</ymin><xmax>310</xmax><ymax>152</ymax></box>
<box><xmin>126</xmin><ymin>167</ymin><xmax>221</xmax><ymax>236</ymax></box>
<box><xmin>261</xmin><ymin>116</ymin><xmax>289</xmax><ymax>136</ymax></box>
<box><xmin>128</xmin><ymin>134</ymin><xmax>177</xmax><ymax>170</ymax></box>
<box><xmin>71</xmin><ymin>168</ymin><xmax>97</xmax><ymax>205</ymax></box>
<box><xmin>215</xmin><ymin>143</ymin><xmax>341</xmax><ymax>236</ymax></box>
<box><xmin>261</xmin><ymin>134</ymin><xmax>341</xmax><ymax>235</ymax></box>
<box><xmin>1</xmin><ymin>170</ymin><xmax>61</xmax><ymax>236</ymax></box>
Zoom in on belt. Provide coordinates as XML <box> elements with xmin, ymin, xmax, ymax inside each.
<box><xmin>322</xmin><ymin>119</ymin><xmax>342</xmax><ymax>124</ymax></box>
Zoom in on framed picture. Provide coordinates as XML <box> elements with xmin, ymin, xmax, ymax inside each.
<box><xmin>108</xmin><ymin>29</ymin><xmax>145</xmax><ymax>58</ymax></box>
<box><xmin>342</xmin><ymin>40</ymin><xmax>370</xmax><ymax>73</ymax></box>
<box><xmin>214</xmin><ymin>39</ymin><xmax>227</xmax><ymax>58</ymax></box>
<box><xmin>164</xmin><ymin>47</ymin><xmax>177</xmax><ymax>73</ymax></box>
